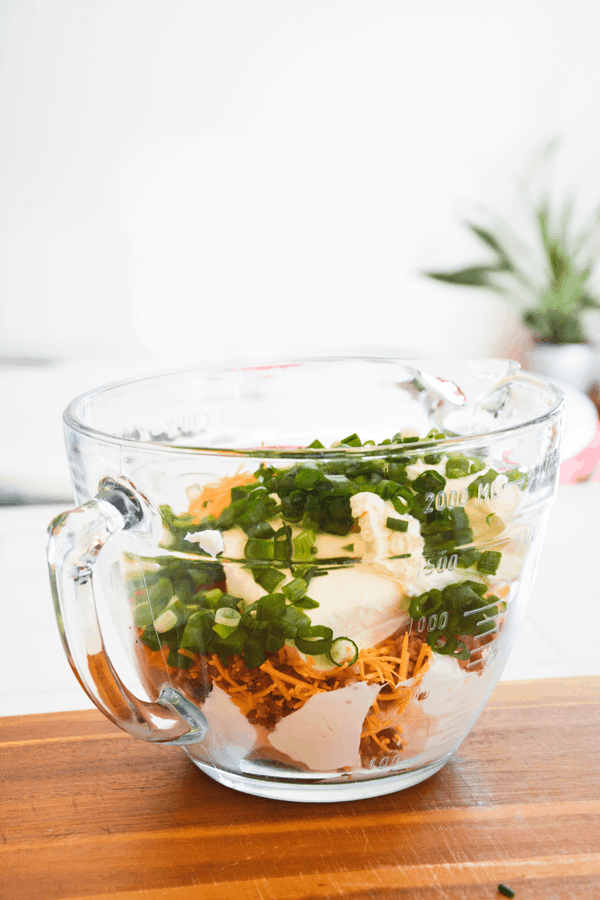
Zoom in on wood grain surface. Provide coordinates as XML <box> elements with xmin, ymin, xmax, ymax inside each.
<box><xmin>1</xmin><ymin>676</ymin><xmax>599</xmax><ymax>900</ymax></box>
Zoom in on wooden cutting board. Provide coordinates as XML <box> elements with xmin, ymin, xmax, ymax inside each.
<box><xmin>1</xmin><ymin>676</ymin><xmax>599</xmax><ymax>900</ymax></box>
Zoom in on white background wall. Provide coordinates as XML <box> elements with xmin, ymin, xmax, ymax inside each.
<box><xmin>2</xmin><ymin>0</ymin><xmax>600</xmax><ymax>366</ymax></box>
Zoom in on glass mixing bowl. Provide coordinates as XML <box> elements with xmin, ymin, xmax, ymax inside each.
<box><xmin>47</xmin><ymin>358</ymin><xmax>564</xmax><ymax>801</ymax></box>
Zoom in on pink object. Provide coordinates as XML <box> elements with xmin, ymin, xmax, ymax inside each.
<box><xmin>560</xmin><ymin>420</ymin><xmax>600</xmax><ymax>483</ymax></box>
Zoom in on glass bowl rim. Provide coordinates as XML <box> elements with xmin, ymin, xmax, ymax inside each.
<box><xmin>63</xmin><ymin>356</ymin><xmax>566</xmax><ymax>459</ymax></box>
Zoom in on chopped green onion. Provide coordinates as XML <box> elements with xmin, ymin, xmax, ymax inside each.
<box><xmin>293</xmin><ymin>529</ymin><xmax>316</xmax><ymax>560</ymax></box>
<box><xmin>292</xmin><ymin>596</ymin><xmax>319</xmax><ymax>609</ymax></box>
<box><xmin>243</xmin><ymin>637</ymin><xmax>266</xmax><ymax>670</ymax></box>
<box><xmin>273</xmin><ymin>525</ymin><xmax>293</xmax><ymax>561</ymax></box>
<box><xmin>445</xmin><ymin>456</ymin><xmax>470</xmax><ymax>479</ymax></box>
<box><xmin>200</xmin><ymin>588</ymin><xmax>224</xmax><ymax>609</ymax></box>
<box><xmin>391</xmin><ymin>495</ymin><xmax>409</xmax><ymax>515</ymax></box>
<box><xmin>246</xmin><ymin>521</ymin><xmax>275</xmax><ymax>539</ymax></box>
<box><xmin>468</xmin><ymin>457</ymin><xmax>485</xmax><ymax>474</ymax></box>
<box><xmin>409</xmin><ymin>589</ymin><xmax>442</xmax><ymax>618</ymax></box>
<box><xmin>244</xmin><ymin>538</ymin><xmax>275</xmax><ymax>560</ymax></box>
<box><xmin>342</xmin><ymin>543</ymin><xmax>354</xmax><ymax>552</ymax></box>
<box><xmin>256</xmin><ymin>593</ymin><xmax>286</xmax><ymax>621</ymax></box>
<box><xmin>154</xmin><ymin>599</ymin><xmax>184</xmax><ymax>633</ymax></box>
<box><xmin>185</xmin><ymin>609</ymin><xmax>214</xmax><ymax>629</ymax></box>
<box><xmin>468</xmin><ymin>468</ymin><xmax>499</xmax><ymax>499</ymax></box>
<box><xmin>230</xmin><ymin>485</ymin><xmax>252</xmax><ymax>502</ymax></box>
<box><xmin>340</xmin><ymin>433</ymin><xmax>361</xmax><ymax>447</ymax></box>
<box><xmin>477</xmin><ymin>550</ymin><xmax>501</xmax><ymax>575</ymax></box>
<box><xmin>295</xmin><ymin>625</ymin><xmax>334</xmax><ymax>655</ymax></box>
<box><xmin>497</xmin><ymin>885</ymin><xmax>515</xmax><ymax>899</ymax></box>
<box><xmin>139</xmin><ymin>626</ymin><xmax>161</xmax><ymax>651</ymax></box>
<box><xmin>187</xmin><ymin>567</ymin><xmax>217</xmax><ymax>589</ymax></box>
<box><xmin>212</xmin><ymin>623</ymin><xmax>232</xmax><ymax>639</ymax></box>
<box><xmin>147</xmin><ymin>576</ymin><xmax>173</xmax><ymax>601</ymax></box>
<box><xmin>307</xmin><ymin>438</ymin><xmax>324</xmax><ymax>449</ymax></box>
<box><xmin>411</xmin><ymin>470</ymin><xmax>446</xmax><ymax>494</ymax></box>
<box><xmin>444</xmin><ymin>581</ymin><xmax>486</xmax><ymax>605</ymax></box>
<box><xmin>211</xmin><ymin>630</ymin><xmax>247</xmax><ymax>663</ymax></box>
<box><xmin>387</xmin><ymin>463</ymin><xmax>408</xmax><ymax>482</ymax></box>
<box><xmin>377</xmin><ymin>479</ymin><xmax>398</xmax><ymax>500</ymax></box>
<box><xmin>292</xmin><ymin>564</ymin><xmax>317</xmax><ymax>585</ymax></box>
<box><xmin>213</xmin><ymin>593</ymin><xmax>242</xmax><ymax>610</ymax></box>
<box><xmin>281</xmin><ymin>605</ymin><xmax>311</xmax><ymax>637</ymax></box>
<box><xmin>239</xmin><ymin>608</ymin><xmax>260</xmax><ymax>630</ymax></box>
<box><xmin>386</xmin><ymin>516</ymin><xmax>408</xmax><ymax>533</ymax></box>
<box><xmin>167</xmin><ymin>650</ymin><xmax>193</xmax><ymax>669</ymax></box>
<box><xmin>252</xmin><ymin>567</ymin><xmax>285</xmax><ymax>593</ymax></box>
<box><xmin>133</xmin><ymin>601</ymin><xmax>155</xmax><ymax>628</ymax></box>
<box><xmin>215</xmin><ymin>608</ymin><xmax>241</xmax><ymax>628</ymax></box>
<box><xmin>327</xmin><ymin>637</ymin><xmax>359</xmax><ymax>666</ymax></box>
<box><xmin>282</xmin><ymin>578</ymin><xmax>308</xmax><ymax>603</ymax></box>
<box><xmin>457</xmin><ymin>548</ymin><xmax>482</xmax><ymax>569</ymax></box>
<box><xmin>265</xmin><ymin>622</ymin><xmax>287</xmax><ymax>652</ymax></box>
<box><xmin>325</xmin><ymin>473</ymin><xmax>352</xmax><ymax>490</ymax></box>
<box><xmin>180</xmin><ymin>610</ymin><xmax>215</xmax><ymax>651</ymax></box>
<box><xmin>294</xmin><ymin>468</ymin><xmax>326</xmax><ymax>490</ymax></box>
<box><xmin>427</xmin><ymin>631</ymin><xmax>469</xmax><ymax>659</ymax></box>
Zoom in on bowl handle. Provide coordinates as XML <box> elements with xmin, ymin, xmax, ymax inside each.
<box><xmin>46</xmin><ymin>478</ymin><xmax>208</xmax><ymax>745</ymax></box>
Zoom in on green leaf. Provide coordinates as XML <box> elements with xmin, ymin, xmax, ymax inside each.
<box><xmin>536</xmin><ymin>199</ymin><xmax>552</xmax><ymax>252</ymax></box>
<box><xmin>547</xmin><ymin>243</ymin><xmax>570</xmax><ymax>284</ymax></box>
<box><xmin>466</xmin><ymin>222</ymin><xmax>513</xmax><ymax>270</ymax></box>
<box><xmin>580</xmin><ymin>294</ymin><xmax>600</xmax><ymax>309</ymax></box>
<box><xmin>424</xmin><ymin>266</ymin><xmax>494</xmax><ymax>287</ymax></box>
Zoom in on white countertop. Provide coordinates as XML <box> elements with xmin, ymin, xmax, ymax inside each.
<box><xmin>1</xmin><ymin>484</ymin><xmax>598</xmax><ymax>717</ymax></box>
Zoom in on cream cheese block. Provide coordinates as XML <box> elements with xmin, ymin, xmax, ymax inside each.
<box><xmin>267</xmin><ymin>681</ymin><xmax>382</xmax><ymax>771</ymax></box>
<box><xmin>303</xmin><ymin>564</ymin><xmax>409</xmax><ymax>648</ymax></box>
<box><xmin>200</xmin><ymin>684</ymin><xmax>258</xmax><ymax>767</ymax></box>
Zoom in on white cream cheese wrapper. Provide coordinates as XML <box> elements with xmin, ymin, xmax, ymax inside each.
<box><xmin>200</xmin><ymin>684</ymin><xmax>258</xmax><ymax>767</ymax></box>
<box><xmin>268</xmin><ymin>681</ymin><xmax>382</xmax><ymax>771</ymax></box>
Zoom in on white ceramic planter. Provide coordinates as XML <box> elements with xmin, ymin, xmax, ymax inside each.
<box><xmin>525</xmin><ymin>342</ymin><xmax>598</xmax><ymax>392</ymax></box>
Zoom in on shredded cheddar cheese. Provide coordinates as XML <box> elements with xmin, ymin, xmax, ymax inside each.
<box><xmin>202</xmin><ymin>633</ymin><xmax>435</xmax><ymax>759</ymax></box>
<box><xmin>398</xmin><ymin>632</ymin><xmax>410</xmax><ymax>682</ymax></box>
<box><xmin>138</xmin><ymin>624</ymin><xmax>436</xmax><ymax>766</ymax></box>
<box><xmin>187</xmin><ymin>471</ymin><xmax>256</xmax><ymax>522</ymax></box>
<box><xmin>413</xmin><ymin>642</ymin><xmax>434</xmax><ymax>679</ymax></box>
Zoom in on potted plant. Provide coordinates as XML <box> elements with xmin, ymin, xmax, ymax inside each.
<box><xmin>423</xmin><ymin>193</ymin><xmax>600</xmax><ymax>391</ymax></box>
